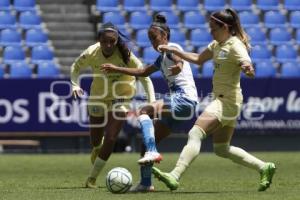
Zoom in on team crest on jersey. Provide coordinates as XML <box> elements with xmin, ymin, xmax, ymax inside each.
<box><xmin>217</xmin><ymin>49</ymin><xmax>229</xmax><ymax>59</ymax></box>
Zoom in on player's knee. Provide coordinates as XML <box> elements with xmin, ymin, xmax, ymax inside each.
<box><xmin>186</xmin><ymin>125</ymin><xmax>206</xmax><ymax>152</ymax></box>
<box><xmin>213</xmin><ymin>143</ymin><xmax>230</xmax><ymax>158</ymax></box>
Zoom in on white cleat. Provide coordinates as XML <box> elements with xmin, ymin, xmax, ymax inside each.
<box><xmin>129</xmin><ymin>183</ymin><xmax>155</xmax><ymax>193</ymax></box>
<box><xmin>138</xmin><ymin>151</ymin><xmax>163</xmax><ymax>165</ymax></box>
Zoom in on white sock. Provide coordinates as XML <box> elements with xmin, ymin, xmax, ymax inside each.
<box><xmin>89</xmin><ymin>157</ymin><xmax>106</xmax><ymax>179</ymax></box>
<box><xmin>213</xmin><ymin>143</ymin><xmax>266</xmax><ymax>172</ymax></box>
<box><xmin>171</xmin><ymin>126</ymin><xmax>206</xmax><ymax>180</ymax></box>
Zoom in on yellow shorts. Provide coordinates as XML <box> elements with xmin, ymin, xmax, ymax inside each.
<box><xmin>87</xmin><ymin>99</ymin><xmax>131</xmax><ymax>117</ymax></box>
<box><xmin>204</xmin><ymin>97</ymin><xmax>242</xmax><ymax>127</ymax></box>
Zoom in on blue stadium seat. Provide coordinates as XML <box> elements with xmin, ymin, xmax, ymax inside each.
<box><xmin>177</xmin><ymin>0</ymin><xmax>199</xmax><ymax>11</ymax></box>
<box><xmin>37</xmin><ymin>61</ymin><xmax>60</xmax><ymax>78</ymax></box>
<box><xmin>0</xmin><ymin>11</ymin><xmax>17</xmax><ymax>29</ymax></box>
<box><xmin>31</xmin><ymin>45</ymin><xmax>54</xmax><ymax>64</ymax></box>
<box><xmin>143</xmin><ymin>47</ymin><xmax>159</xmax><ymax>64</ymax></box>
<box><xmin>256</xmin><ymin>0</ymin><xmax>279</xmax><ymax>11</ymax></box>
<box><xmin>96</xmin><ymin>0</ymin><xmax>120</xmax><ymax>12</ymax></box>
<box><xmin>296</xmin><ymin>29</ymin><xmax>300</xmax><ymax>45</ymax></box>
<box><xmin>204</xmin><ymin>0</ymin><xmax>226</xmax><ymax>11</ymax></box>
<box><xmin>239</xmin><ymin>11</ymin><xmax>260</xmax><ymax>28</ymax></box>
<box><xmin>251</xmin><ymin>45</ymin><xmax>272</xmax><ymax>62</ymax></box>
<box><xmin>3</xmin><ymin>46</ymin><xmax>26</xmax><ymax>64</ymax></box>
<box><xmin>190</xmin><ymin>28</ymin><xmax>212</xmax><ymax>47</ymax></box>
<box><xmin>281</xmin><ymin>62</ymin><xmax>300</xmax><ymax>77</ymax></box>
<box><xmin>149</xmin><ymin>0</ymin><xmax>173</xmax><ymax>12</ymax></box>
<box><xmin>202</xmin><ymin>61</ymin><xmax>214</xmax><ymax>77</ymax></box>
<box><xmin>14</xmin><ymin>0</ymin><xmax>36</xmax><ymax>12</ymax></box>
<box><xmin>264</xmin><ymin>11</ymin><xmax>286</xmax><ymax>29</ymax></box>
<box><xmin>290</xmin><ymin>11</ymin><xmax>300</xmax><ymax>29</ymax></box>
<box><xmin>158</xmin><ymin>12</ymin><xmax>180</xmax><ymax>29</ymax></box>
<box><xmin>0</xmin><ymin>0</ymin><xmax>11</xmax><ymax>11</ymax></box>
<box><xmin>0</xmin><ymin>64</ymin><xmax>4</xmax><ymax>78</ymax></box>
<box><xmin>183</xmin><ymin>12</ymin><xmax>206</xmax><ymax>29</ymax></box>
<box><xmin>276</xmin><ymin>45</ymin><xmax>298</xmax><ymax>63</ymax></box>
<box><xmin>102</xmin><ymin>12</ymin><xmax>126</xmax><ymax>29</ymax></box>
<box><xmin>19</xmin><ymin>11</ymin><xmax>42</xmax><ymax>30</ymax></box>
<box><xmin>255</xmin><ymin>61</ymin><xmax>276</xmax><ymax>78</ymax></box>
<box><xmin>269</xmin><ymin>28</ymin><xmax>292</xmax><ymax>46</ymax></box>
<box><xmin>25</xmin><ymin>29</ymin><xmax>48</xmax><ymax>47</ymax></box>
<box><xmin>136</xmin><ymin>29</ymin><xmax>150</xmax><ymax>47</ymax></box>
<box><xmin>231</xmin><ymin>0</ymin><xmax>252</xmax><ymax>11</ymax></box>
<box><xmin>0</xmin><ymin>29</ymin><xmax>22</xmax><ymax>47</ymax></box>
<box><xmin>245</xmin><ymin>27</ymin><xmax>267</xmax><ymax>45</ymax></box>
<box><xmin>123</xmin><ymin>0</ymin><xmax>146</xmax><ymax>12</ymax></box>
<box><xmin>170</xmin><ymin>29</ymin><xmax>186</xmax><ymax>47</ymax></box>
<box><xmin>10</xmin><ymin>62</ymin><xmax>32</xmax><ymax>78</ymax></box>
<box><xmin>130</xmin><ymin>12</ymin><xmax>151</xmax><ymax>30</ymax></box>
<box><xmin>284</xmin><ymin>0</ymin><xmax>300</xmax><ymax>11</ymax></box>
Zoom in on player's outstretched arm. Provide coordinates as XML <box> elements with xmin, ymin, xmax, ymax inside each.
<box><xmin>101</xmin><ymin>63</ymin><xmax>157</xmax><ymax>77</ymax></box>
<box><xmin>158</xmin><ymin>45</ymin><xmax>212</xmax><ymax>66</ymax></box>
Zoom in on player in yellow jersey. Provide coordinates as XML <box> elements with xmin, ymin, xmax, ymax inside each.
<box><xmin>152</xmin><ymin>8</ymin><xmax>276</xmax><ymax>192</ymax></box>
<box><xmin>70</xmin><ymin>22</ymin><xmax>156</xmax><ymax>189</ymax></box>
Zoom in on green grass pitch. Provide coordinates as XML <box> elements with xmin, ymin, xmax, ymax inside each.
<box><xmin>0</xmin><ymin>152</ymin><xmax>299</xmax><ymax>200</ymax></box>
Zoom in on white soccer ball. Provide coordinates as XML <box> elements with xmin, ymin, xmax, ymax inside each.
<box><xmin>106</xmin><ymin>167</ymin><xmax>132</xmax><ymax>194</ymax></box>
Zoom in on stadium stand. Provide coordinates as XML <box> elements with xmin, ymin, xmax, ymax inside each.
<box><xmin>10</xmin><ymin>62</ymin><xmax>32</xmax><ymax>78</ymax></box>
<box><xmin>14</xmin><ymin>0</ymin><xmax>37</xmax><ymax>12</ymax></box>
<box><xmin>0</xmin><ymin>0</ymin><xmax>298</xmax><ymax>78</ymax></box>
<box><xmin>201</xmin><ymin>61</ymin><xmax>214</xmax><ymax>77</ymax></box>
<box><xmin>254</xmin><ymin>61</ymin><xmax>277</xmax><ymax>78</ymax></box>
<box><xmin>19</xmin><ymin>11</ymin><xmax>42</xmax><ymax>30</ymax></box>
<box><xmin>149</xmin><ymin>0</ymin><xmax>173</xmax><ymax>12</ymax></box>
<box><xmin>281</xmin><ymin>62</ymin><xmax>300</xmax><ymax>77</ymax></box>
<box><xmin>37</xmin><ymin>61</ymin><xmax>59</xmax><ymax>77</ymax></box>
<box><xmin>177</xmin><ymin>0</ymin><xmax>199</xmax><ymax>11</ymax></box>
<box><xmin>0</xmin><ymin>29</ymin><xmax>22</xmax><ymax>47</ymax></box>
<box><xmin>0</xmin><ymin>0</ymin><xmax>11</xmax><ymax>11</ymax></box>
<box><xmin>231</xmin><ymin>0</ymin><xmax>253</xmax><ymax>11</ymax></box>
<box><xmin>25</xmin><ymin>28</ymin><xmax>49</xmax><ymax>47</ymax></box>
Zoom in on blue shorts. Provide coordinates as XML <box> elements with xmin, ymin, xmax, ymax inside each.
<box><xmin>159</xmin><ymin>94</ymin><xmax>198</xmax><ymax>130</ymax></box>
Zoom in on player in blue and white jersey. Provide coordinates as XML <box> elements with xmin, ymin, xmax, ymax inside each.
<box><xmin>101</xmin><ymin>14</ymin><xmax>198</xmax><ymax>192</ymax></box>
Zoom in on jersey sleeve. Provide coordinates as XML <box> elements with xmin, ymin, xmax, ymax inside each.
<box><xmin>207</xmin><ymin>40</ymin><xmax>217</xmax><ymax>52</ymax></box>
<box><xmin>70</xmin><ymin>47</ymin><xmax>92</xmax><ymax>89</ymax></box>
<box><xmin>153</xmin><ymin>55</ymin><xmax>163</xmax><ymax>70</ymax></box>
<box><xmin>127</xmin><ymin>52</ymin><xmax>143</xmax><ymax>68</ymax></box>
<box><xmin>231</xmin><ymin>41</ymin><xmax>252</xmax><ymax>65</ymax></box>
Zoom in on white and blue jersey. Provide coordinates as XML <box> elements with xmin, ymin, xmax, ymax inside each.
<box><xmin>153</xmin><ymin>43</ymin><xmax>199</xmax><ymax>128</ymax></box>
<box><xmin>153</xmin><ymin>43</ymin><xmax>198</xmax><ymax>102</ymax></box>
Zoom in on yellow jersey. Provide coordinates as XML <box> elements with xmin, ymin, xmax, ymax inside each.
<box><xmin>207</xmin><ymin>36</ymin><xmax>251</xmax><ymax>102</ymax></box>
<box><xmin>71</xmin><ymin>43</ymin><xmax>155</xmax><ymax>102</ymax></box>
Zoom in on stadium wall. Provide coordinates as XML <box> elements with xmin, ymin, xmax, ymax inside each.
<box><xmin>0</xmin><ymin>78</ymin><xmax>299</xmax><ymax>152</ymax></box>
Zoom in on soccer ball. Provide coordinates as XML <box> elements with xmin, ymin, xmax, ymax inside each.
<box><xmin>106</xmin><ymin>167</ymin><xmax>132</xmax><ymax>194</ymax></box>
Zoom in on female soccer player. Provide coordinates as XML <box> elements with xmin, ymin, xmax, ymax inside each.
<box><xmin>70</xmin><ymin>22</ymin><xmax>156</xmax><ymax>189</ymax></box>
<box><xmin>101</xmin><ymin>14</ymin><xmax>199</xmax><ymax>192</ymax></box>
<box><xmin>152</xmin><ymin>8</ymin><xmax>276</xmax><ymax>192</ymax></box>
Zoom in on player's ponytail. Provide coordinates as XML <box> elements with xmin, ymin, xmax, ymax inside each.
<box><xmin>211</xmin><ymin>8</ymin><xmax>250</xmax><ymax>51</ymax></box>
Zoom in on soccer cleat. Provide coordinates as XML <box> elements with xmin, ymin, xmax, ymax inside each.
<box><xmin>138</xmin><ymin>151</ymin><xmax>163</xmax><ymax>165</ymax></box>
<box><xmin>85</xmin><ymin>177</ymin><xmax>97</xmax><ymax>189</ymax></box>
<box><xmin>129</xmin><ymin>183</ymin><xmax>155</xmax><ymax>193</ymax></box>
<box><xmin>152</xmin><ymin>167</ymin><xmax>179</xmax><ymax>191</ymax></box>
<box><xmin>258</xmin><ymin>162</ymin><xmax>276</xmax><ymax>191</ymax></box>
